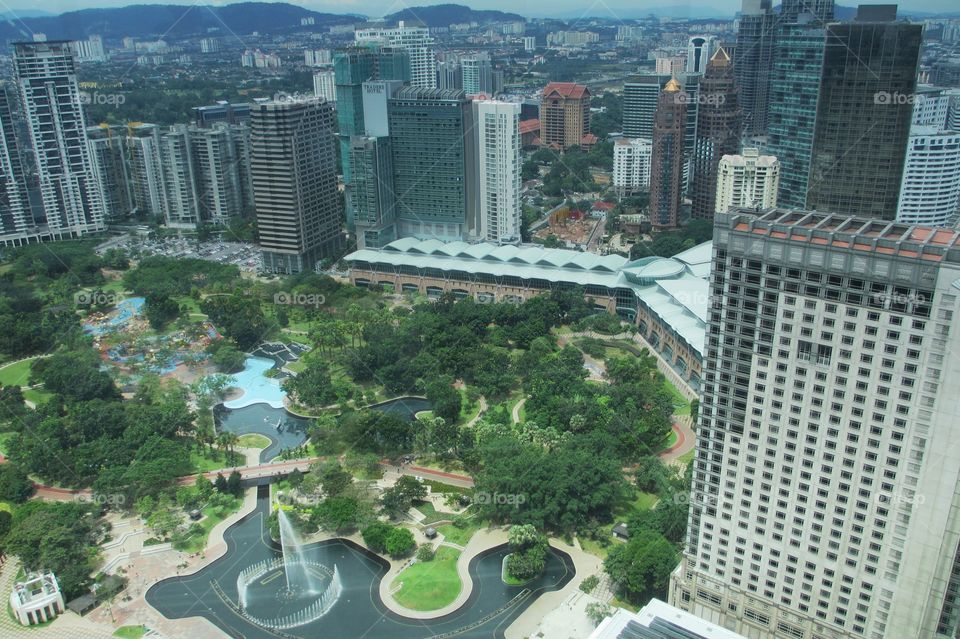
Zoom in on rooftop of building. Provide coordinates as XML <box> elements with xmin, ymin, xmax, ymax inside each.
<box><xmin>542</xmin><ymin>82</ymin><xmax>589</xmax><ymax>99</ymax></box>
<box><xmin>727</xmin><ymin>207</ymin><xmax>960</xmax><ymax>263</ymax></box>
<box><xmin>11</xmin><ymin>572</ymin><xmax>61</xmax><ymax>608</ymax></box>
<box><xmin>519</xmin><ymin>119</ymin><xmax>541</xmax><ymax>134</ymax></box>
<box><xmin>345</xmin><ymin>238</ymin><xmax>711</xmax><ymax>354</ymax></box>
<box><xmin>589</xmin><ymin>599</ymin><xmax>748</xmax><ymax>639</ymax></box>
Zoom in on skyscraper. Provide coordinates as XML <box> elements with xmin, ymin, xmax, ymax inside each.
<box><xmin>673</xmin><ymin>206</ymin><xmax>960</xmax><ymax>639</ymax></box>
<box><xmin>806</xmin><ymin>7</ymin><xmax>922</xmax><ymax>218</ymax></box>
<box><xmin>13</xmin><ymin>41</ymin><xmax>105</xmax><ymax>240</ymax></box>
<box><xmin>190</xmin><ymin>123</ymin><xmax>246</xmax><ymax>224</ymax></box>
<box><xmin>767</xmin><ymin>5</ymin><xmax>920</xmax><ymax>218</ymax></box>
<box><xmin>86</xmin><ymin>125</ymin><xmax>132</xmax><ymax>222</ymax></box>
<box><xmin>388</xmin><ymin>87</ymin><xmax>478</xmax><ymax>241</ymax></box>
<box><xmin>691</xmin><ymin>48</ymin><xmax>742</xmax><ymax>220</ymax></box>
<box><xmin>649</xmin><ymin>79</ymin><xmax>687</xmax><ymax>229</ymax></box>
<box><xmin>0</xmin><ymin>82</ymin><xmax>32</xmax><ymax>243</ymax></box>
<box><xmin>623</xmin><ymin>74</ymin><xmax>670</xmax><ymax>139</ymax></box>
<box><xmin>350</xmin><ymin>136</ymin><xmax>396</xmax><ymax>248</ymax></box>
<box><xmin>780</xmin><ymin>0</ymin><xmax>834</xmax><ymax>22</ymax></box>
<box><xmin>251</xmin><ymin>97</ymin><xmax>343</xmax><ymax>274</ymax></box>
<box><xmin>475</xmin><ymin>100</ymin><xmax>521</xmax><ymax>243</ymax></box>
<box><xmin>462</xmin><ymin>54</ymin><xmax>494</xmax><ymax>96</ymax></box>
<box><xmin>313</xmin><ymin>67</ymin><xmax>336</xmax><ymax>104</ymax></box>
<box><xmin>734</xmin><ymin>0</ymin><xmax>775</xmax><ymax>134</ymax></box>
<box><xmin>540</xmin><ymin>82</ymin><xmax>590</xmax><ymax>150</ymax></box>
<box><xmin>355</xmin><ymin>22</ymin><xmax>436</xmax><ymax>89</ymax></box>
<box><xmin>613</xmin><ymin>137</ymin><xmax>653</xmax><ymax>195</ymax></box>
<box><xmin>687</xmin><ymin>36</ymin><xmax>717</xmax><ymax>74</ymax></box>
<box><xmin>126</xmin><ymin>123</ymin><xmax>166</xmax><ymax>219</ymax></box>
<box><xmin>159</xmin><ymin>125</ymin><xmax>200</xmax><ymax>228</ymax></box>
<box><xmin>714</xmin><ymin>148</ymin><xmax>779</xmax><ymax>213</ymax></box>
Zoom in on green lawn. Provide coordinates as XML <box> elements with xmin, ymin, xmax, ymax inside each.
<box><xmin>113</xmin><ymin>626</ymin><xmax>147</xmax><ymax>639</ymax></box>
<box><xmin>392</xmin><ymin>545</ymin><xmax>463</xmax><ymax>611</ymax></box>
<box><xmin>676</xmin><ymin>450</ymin><xmax>695</xmax><ymax>466</ymax></box>
<box><xmin>580</xmin><ymin>489</ymin><xmax>659</xmax><ymax>560</ymax></box>
<box><xmin>0</xmin><ymin>501</ymin><xmax>13</xmax><ymax>514</ymax></box>
<box><xmin>413</xmin><ymin>501</ymin><xmax>455</xmax><ymax>526</ymax></box>
<box><xmin>173</xmin><ymin>497</ymin><xmax>243</xmax><ymax>553</ymax></box>
<box><xmin>237</xmin><ymin>434</ymin><xmax>271</xmax><ymax>449</ymax></box>
<box><xmin>0</xmin><ymin>358</ymin><xmax>38</xmax><ymax>387</ymax></box>
<box><xmin>189</xmin><ymin>449</ymin><xmax>245</xmax><ymax>473</ymax></box>
<box><xmin>457</xmin><ymin>388</ymin><xmax>481</xmax><ymax>424</ymax></box>
<box><xmin>23</xmin><ymin>388</ymin><xmax>53</xmax><ymax>406</ymax></box>
<box><xmin>659</xmin><ymin>428</ymin><xmax>679</xmax><ymax>452</ymax></box>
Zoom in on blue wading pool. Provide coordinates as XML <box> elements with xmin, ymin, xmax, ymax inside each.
<box><xmin>225</xmin><ymin>356</ymin><xmax>286</xmax><ymax>409</ymax></box>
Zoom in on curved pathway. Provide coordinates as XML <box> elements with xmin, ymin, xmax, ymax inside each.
<box><xmin>511</xmin><ymin>397</ymin><xmax>527</xmax><ymax>424</ymax></box>
<box><xmin>658</xmin><ymin>416</ymin><xmax>695</xmax><ymax>465</ymax></box>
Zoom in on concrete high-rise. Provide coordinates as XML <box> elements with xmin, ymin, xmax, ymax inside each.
<box><xmin>613</xmin><ymin>137</ymin><xmax>653</xmax><ymax>195</ymax></box>
<box><xmin>691</xmin><ymin>48</ymin><xmax>742</xmax><ymax>220</ymax></box>
<box><xmin>12</xmin><ymin>41</ymin><xmax>105</xmax><ymax>241</ymax></box>
<box><xmin>623</xmin><ymin>74</ymin><xmax>670</xmax><ymax>139</ymax></box>
<box><xmin>687</xmin><ymin>36</ymin><xmax>717</xmax><ymax>74</ymax></box>
<box><xmin>673</xmin><ymin>206</ymin><xmax>960</xmax><ymax>639</ymax></box>
<box><xmin>462</xmin><ymin>54</ymin><xmax>494</xmax><ymax>96</ymax></box>
<box><xmin>649</xmin><ymin>79</ymin><xmax>687</xmax><ymax>229</ymax></box>
<box><xmin>714</xmin><ymin>148</ymin><xmax>779</xmax><ymax>212</ymax></box>
<box><xmin>780</xmin><ymin>0</ymin><xmax>834</xmax><ymax>22</ymax></box>
<box><xmin>734</xmin><ymin>0</ymin><xmax>775</xmax><ymax>134</ymax></box>
<box><xmin>387</xmin><ymin>87</ymin><xmax>478</xmax><ymax>241</ymax></box>
<box><xmin>540</xmin><ymin>82</ymin><xmax>590</xmax><ymax>150</ymax></box>
<box><xmin>159</xmin><ymin>125</ymin><xmax>200</xmax><ymax>228</ymax></box>
<box><xmin>0</xmin><ymin>83</ymin><xmax>32</xmax><ymax>243</ymax></box>
<box><xmin>313</xmin><ymin>68</ymin><xmax>336</xmax><ymax>104</ymax></box>
<box><xmin>474</xmin><ymin>100</ymin><xmax>521</xmax><ymax>244</ymax></box>
<box><xmin>250</xmin><ymin>97</ymin><xmax>343</xmax><ymax>274</ymax></box>
<box><xmin>355</xmin><ymin>22</ymin><xmax>436</xmax><ymax>89</ymax></box>
<box><xmin>767</xmin><ymin>5</ymin><xmax>921</xmax><ymax>218</ymax></box>
<box><xmin>350</xmin><ymin>136</ymin><xmax>396</xmax><ymax>248</ymax></box>
<box><xmin>86</xmin><ymin>125</ymin><xmax>132</xmax><ymax>222</ymax></box>
<box><xmin>126</xmin><ymin>123</ymin><xmax>166</xmax><ymax>219</ymax></box>
<box><xmin>190</xmin><ymin>123</ymin><xmax>248</xmax><ymax>224</ymax></box>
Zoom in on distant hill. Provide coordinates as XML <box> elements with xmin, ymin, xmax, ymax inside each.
<box><xmin>0</xmin><ymin>2</ymin><xmax>357</xmax><ymax>41</ymax></box>
<box><xmin>383</xmin><ymin>3</ymin><xmax>524</xmax><ymax>27</ymax></box>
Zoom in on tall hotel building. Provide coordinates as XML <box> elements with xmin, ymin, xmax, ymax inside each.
<box><xmin>354</xmin><ymin>22</ymin><xmax>436</xmax><ymax>89</ymax></box>
<box><xmin>250</xmin><ymin>97</ymin><xmax>343</xmax><ymax>274</ymax></box>
<box><xmin>11</xmin><ymin>41</ymin><xmax>105</xmax><ymax>243</ymax></box>
<box><xmin>672</xmin><ymin>207</ymin><xmax>960</xmax><ymax>639</ymax></box>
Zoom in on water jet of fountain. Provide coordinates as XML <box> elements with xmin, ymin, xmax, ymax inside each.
<box><xmin>278</xmin><ymin>508</ymin><xmax>319</xmax><ymax>594</ymax></box>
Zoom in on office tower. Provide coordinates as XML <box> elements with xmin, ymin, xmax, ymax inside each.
<box><xmin>649</xmin><ymin>79</ymin><xmax>687</xmax><ymax>229</ymax></box>
<box><xmin>613</xmin><ymin>137</ymin><xmax>653</xmax><ymax>195</ymax></box>
<box><xmin>780</xmin><ymin>0</ymin><xmax>834</xmax><ymax>22</ymax></box>
<box><xmin>126</xmin><ymin>123</ymin><xmax>166</xmax><ymax>219</ymax></box>
<box><xmin>12</xmin><ymin>41</ymin><xmax>105</xmax><ymax>240</ymax></box>
<box><xmin>231</xmin><ymin>123</ymin><xmax>255</xmax><ymax>216</ymax></box>
<box><xmin>623</xmin><ymin>74</ymin><xmax>670</xmax><ymax>139</ymax></box>
<box><xmin>714</xmin><ymin>148</ymin><xmax>779</xmax><ymax>212</ymax></box>
<box><xmin>540</xmin><ymin>82</ymin><xmax>590</xmax><ymax>150</ymax></box>
<box><xmin>734</xmin><ymin>0</ymin><xmax>775</xmax><ymax>134</ymax></box>
<box><xmin>896</xmin><ymin>129</ymin><xmax>960</xmax><ymax>227</ymax></box>
<box><xmin>355</xmin><ymin>22</ymin><xmax>436</xmax><ymax>89</ymax></box>
<box><xmin>388</xmin><ymin>87</ymin><xmax>477</xmax><ymax>241</ymax></box>
<box><xmin>190</xmin><ymin>123</ymin><xmax>245</xmax><ymax>224</ymax></box>
<box><xmin>86</xmin><ymin>125</ymin><xmax>132</xmax><ymax>222</ymax></box>
<box><xmin>251</xmin><ymin>97</ymin><xmax>343</xmax><ymax>274</ymax></box>
<box><xmin>806</xmin><ymin>6</ymin><xmax>922</xmax><ymax>219</ymax></box>
<box><xmin>437</xmin><ymin>60</ymin><xmax>462</xmax><ymax>90</ymax></box>
<box><xmin>313</xmin><ymin>68</ymin><xmax>336</xmax><ymax>104</ymax></box>
<box><xmin>0</xmin><ymin>83</ymin><xmax>32</xmax><ymax>243</ymax></box>
<box><xmin>193</xmin><ymin>101</ymin><xmax>250</xmax><ymax>128</ymax></box>
<box><xmin>462</xmin><ymin>53</ymin><xmax>493</xmax><ymax>96</ymax></box>
<box><xmin>673</xmin><ymin>206</ymin><xmax>960</xmax><ymax>639</ymax></box>
<box><xmin>475</xmin><ymin>100</ymin><xmax>521</xmax><ymax>244</ymax></box>
<box><xmin>687</xmin><ymin>36</ymin><xmax>717</xmax><ymax>74</ymax></box>
<box><xmin>350</xmin><ymin>137</ymin><xmax>396</xmax><ymax>249</ymax></box>
<box><xmin>691</xmin><ymin>48</ymin><xmax>742</xmax><ymax>220</ymax></box>
<box><xmin>768</xmin><ymin>5</ymin><xmax>920</xmax><ymax>218</ymax></box>
<box><xmin>159</xmin><ymin>125</ymin><xmax>199</xmax><ymax>228</ymax></box>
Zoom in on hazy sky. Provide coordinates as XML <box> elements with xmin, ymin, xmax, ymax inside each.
<box><xmin>12</xmin><ymin>0</ymin><xmax>959</xmax><ymax>18</ymax></box>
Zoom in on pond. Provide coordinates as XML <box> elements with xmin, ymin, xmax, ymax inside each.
<box><xmin>224</xmin><ymin>356</ymin><xmax>286</xmax><ymax>410</ymax></box>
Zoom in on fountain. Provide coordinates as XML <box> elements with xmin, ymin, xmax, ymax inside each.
<box><xmin>234</xmin><ymin>505</ymin><xmax>342</xmax><ymax>629</ymax></box>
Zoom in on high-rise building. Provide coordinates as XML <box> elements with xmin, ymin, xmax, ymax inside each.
<box><xmin>190</xmin><ymin>123</ymin><xmax>247</xmax><ymax>224</ymax></box>
<box><xmin>649</xmin><ymin>79</ymin><xmax>687</xmax><ymax>229</ymax></box>
<box><xmin>806</xmin><ymin>6</ymin><xmax>921</xmax><ymax>219</ymax></box>
<box><xmin>523</xmin><ymin>36</ymin><xmax>537</xmax><ymax>52</ymax></box>
<box><xmin>896</xmin><ymin>129</ymin><xmax>960</xmax><ymax>227</ymax></box>
<box><xmin>71</xmin><ymin>35</ymin><xmax>106</xmax><ymax>62</ymax></box>
<box><xmin>304</xmin><ymin>48</ymin><xmax>332</xmax><ymax>66</ymax></box>
<box><xmin>768</xmin><ymin>5</ymin><xmax>920</xmax><ymax>218</ymax></box>
<box><xmin>623</xmin><ymin>74</ymin><xmax>670</xmax><ymax>139</ymax></box>
<box><xmin>474</xmin><ymin>100</ymin><xmax>521</xmax><ymax>244</ymax></box>
<box><xmin>673</xmin><ymin>205</ymin><xmax>960</xmax><ymax>639</ymax></box>
<box><xmin>691</xmin><ymin>48</ymin><xmax>742</xmax><ymax>220</ymax></box>
<box><xmin>250</xmin><ymin>97</ymin><xmax>343</xmax><ymax>274</ymax></box>
<box><xmin>540</xmin><ymin>82</ymin><xmax>590</xmax><ymax>150</ymax></box>
<box><xmin>437</xmin><ymin>60</ymin><xmax>462</xmax><ymax>90</ymax></box>
<box><xmin>126</xmin><ymin>123</ymin><xmax>166</xmax><ymax>219</ymax></box>
<box><xmin>734</xmin><ymin>0</ymin><xmax>775</xmax><ymax>134</ymax></box>
<box><xmin>0</xmin><ymin>83</ymin><xmax>32</xmax><ymax>243</ymax></box>
<box><xmin>349</xmin><ymin>136</ymin><xmax>396</xmax><ymax>248</ymax></box>
<box><xmin>192</xmin><ymin>101</ymin><xmax>250</xmax><ymax>128</ymax></box>
<box><xmin>313</xmin><ymin>67</ymin><xmax>336</xmax><ymax>104</ymax></box>
<box><xmin>159</xmin><ymin>125</ymin><xmax>200</xmax><ymax>228</ymax></box>
<box><xmin>687</xmin><ymin>36</ymin><xmax>717</xmax><ymax>74</ymax></box>
<box><xmin>12</xmin><ymin>41</ymin><xmax>105</xmax><ymax>241</ymax></box>
<box><xmin>200</xmin><ymin>38</ymin><xmax>220</xmax><ymax>54</ymax></box>
<box><xmin>462</xmin><ymin>54</ymin><xmax>494</xmax><ymax>96</ymax></box>
<box><xmin>355</xmin><ymin>22</ymin><xmax>436</xmax><ymax>89</ymax></box>
<box><xmin>388</xmin><ymin>87</ymin><xmax>478</xmax><ymax>241</ymax></box>
<box><xmin>780</xmin><ymin>0</ymin><xmax>834</xmax><ymax>22</ymax></box>
<box><xmin>714</xmin><ymin>148</ymin><xmax>779</xmax><ymax>212</ymax></box>
<box><xmin>613</xmin><ymin>137</ymin><xmax>653</xmax><ymax>195</ymax></box>
<box><xmin>86</xmin><ymin>125</ymin><xmax>132</xmax><ymax>222</ymax></box>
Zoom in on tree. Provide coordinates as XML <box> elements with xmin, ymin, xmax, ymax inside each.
<box><xmin>362</xmin><ymin>522</ymin><xmax>393</xmax><ymax>553</ymax></box>
<box><xmin>425</xmin><ymin>376</ymin><xmax>462</xmax><ymax>423</ymax></box>
<box><xmin>195</xmin><ymin>475</ymin><xmax>214</xmax><ymax>500</ymax></box>
<box><xmin>380</xmin><ymin>475</ymin><xmax>427</xmax><ymax>519</ymax></box>
<box><xmin>288</xmin><ymin>468</ymin><xmax>304</xmax><ymax>490</ymax></box>
<box><xmin>319</xmin><ymin>462</ymin><xmax>353</xmax><ymax>497</ymax></box>
<box><xmin>226</xmin><ymin>470</ymin><xmax>243</xmax><ymax>497</ymax></box>
<box><xmin>211</xmin><ymin>343</ymin><xmax>247</xmax><ymax>373</ymax></box>
<box><xmin>0</xmin><ymin>463</ymin><xmax>34</xmax><ymax>503</ymax></box>
<box><xmin>281</xmin><ymin>359</ymin><xmax>336</xmax><ymax>408</ymax></box>
<box><xmin>385</xmin><ymin>526</ymin><xmax>416</xmax><ymax>558</ymax></box>
<box><xmin>144</xmin><ymin>292</ymin><xmax>181</xmax><ymax>329</ymax></box>
<box><xmin>506</xmin><ymin>524</ymin><xmax>549</xmax><ymax>581</ymax></box>
<box><xmin>604</xmin><ymin>528</ymin><xmax>678</xmax><ymax>604</ymax></box>
<box><xmin>214</xmin><ymin>473</ymin><xmax>228</xmax><ymax>493</ymax></box>
<box><xmin>312</xmin><ymin>496</ymin><xmax>360</xmax><ymax>533</ymax></box>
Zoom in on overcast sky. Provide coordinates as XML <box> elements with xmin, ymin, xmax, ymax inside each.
<box><xmin>13</xmin><ymin>0</ymin><xmax>959</xmax><ymax>18</ymax></box>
